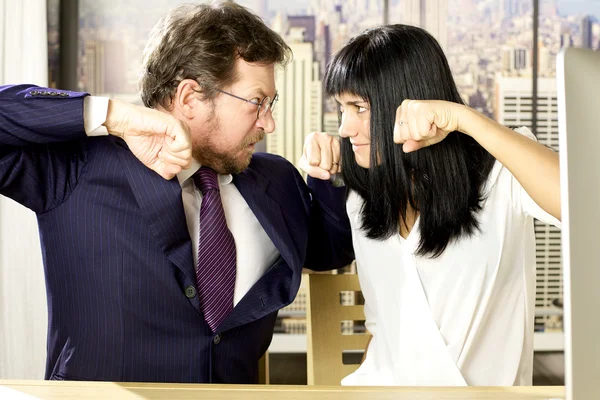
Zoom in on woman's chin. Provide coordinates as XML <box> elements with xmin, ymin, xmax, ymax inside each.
<box><xmin>355</xmin><ymin>156</ymin><xmax>370</xmax><ymax>169</ymax></box>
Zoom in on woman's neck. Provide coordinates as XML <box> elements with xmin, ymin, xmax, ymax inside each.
<box><xmin>399</xmin><ymin>207</ymin><xmax>418</xmax><ymax>239</ymax></box>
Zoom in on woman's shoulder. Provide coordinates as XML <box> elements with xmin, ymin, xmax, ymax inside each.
<box><xmin>346</xmin><ymin>190</ymin><xmax>363</xmax><ymax>214</ymax></box>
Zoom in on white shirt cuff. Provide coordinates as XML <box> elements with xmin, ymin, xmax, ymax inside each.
<box><xmin>84</xmin><ymin>96</ymin><xmax>110</xmax><ymax>136</ymax></box>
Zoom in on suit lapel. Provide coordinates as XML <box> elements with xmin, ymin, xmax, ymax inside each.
<box><xmin>114</xmin><ymin>140</ymin><xmax>196</xmax><ymax>285</ymax></box>
<box><xmin>116</xmin><ymin>142</ymin><xmax>299</xmax><ymax>329</ymax></box>
<box><xmin>218</xmin><ymin>168</ymin><xmax>301</xmax><ymax>332</ymax></box>
<box><xmin>233</xmin><ymin>167</ymin><xmax>300</xmax><ymax>272</ymax></box>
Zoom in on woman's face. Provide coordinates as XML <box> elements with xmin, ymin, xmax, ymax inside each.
<box><xmin>336</xmin><ymin>92</ymin><xmax>371</xmax><ymax>168</ymax></box>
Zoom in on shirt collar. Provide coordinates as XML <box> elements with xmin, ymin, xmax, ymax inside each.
<box><xmin>176</xmin><ymin>159</ymin><xmax>233</xmax><ymax>186</ymax></box>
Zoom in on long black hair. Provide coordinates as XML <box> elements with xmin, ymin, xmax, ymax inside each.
<box><xmin>324</xmin><ymin>25</ymin><xmax>496</xmax><ymax>258</ymax></box>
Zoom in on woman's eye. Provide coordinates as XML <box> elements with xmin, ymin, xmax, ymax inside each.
<box><xmin>357</xmin><ymin>106</ymin><xmax>368</xmax><ymax>113</ymax></box>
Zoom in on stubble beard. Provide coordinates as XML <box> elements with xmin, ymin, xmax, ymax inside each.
<box><xmin>192</xmin><ymin>113</ymin><xmax>265</xmax><ymax>175</ymax></box>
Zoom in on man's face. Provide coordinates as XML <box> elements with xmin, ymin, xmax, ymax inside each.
<box><xmin>190</xmin><ymin>59</ymin><xmax>277</xmax><ymax>174</ymax></box>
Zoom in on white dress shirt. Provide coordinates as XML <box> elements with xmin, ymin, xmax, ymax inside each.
<box><xmin>84</xmin><ymin>97</ymin><xmax>280</xmax><ymax>306</ymax></box>
<box><xmin>341</xmin><ymin>127</ymin><xmax>560</xmax><ymax>386</ymax></box>
<box><xmin>177</xmin><ymin>163</ymin><xmax>279</xmax><ymax>305</ymax></box>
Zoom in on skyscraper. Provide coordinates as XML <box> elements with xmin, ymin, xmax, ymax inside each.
<box><xmin>267</xmin><ymin>38</ymin><xmax>323</xmax><ymax>167</ymax></box>
<box><xmin>404</xmin><ymin>0</ymin><xmax>448</xmax><ymax>50</ymax></box>
<box><xmin>495</xmin><ymin>74</ymin><xmax>559</xmax><ymax>150</ymax></box>
<box><xmin>502</xmin><ymin>0</ymin><xmax>531</xmax><ymax>20</ymax></box>
<box><xmin>581</xmin><ymin>15</ymin><xmax>593</xmax><ymax>49</ymax></box>
<box><xmin>561</xmin><ymin>32</ymin><xmax>573</xmax><ymax>49</ymax></box>
<box><xmin>538</xmin><ymin>44</ymin><xmax>552</xmax><ymax>77</ymax></box>
<box><xmin>512</xmin><ymin>47</ymin><xmax>529</xmax><ymax>71</ymax></box>
<box><xmin>501</xmin><ymin>47</ymin><xmax>529</xmax><ymax>73</ymax></box>
<box><xmin>83</xmin><ymin>40</ymin><xmax>105</xmax><ymax>94</ymax></box>
<box><xmin>495</xmin><ymin>73</ymin><xmax>562</xmax><ymax>333</ymax></box>
<box><xmin>288</xmin><ymin>16</ymin><xmax>317</xmax><ymax>43</ymax></box>
<box><xmin>503</xmin><ymin>0</ymin><xmax>516</xmax><ymax>19</ymax></box>
<box><xmin>81</xmin><ymin>40</ymin><xmax>127</xmax><ymax>95</ymax></box>
<box><xmin>257</xmin><ymin>0</ymin><xmax>268</xmax><ymax>18</ymax></box>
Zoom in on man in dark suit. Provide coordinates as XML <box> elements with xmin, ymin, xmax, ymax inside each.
<box><xmin>0</xmin><ymin>2</ymin><xmax>352</xmax><ymax>383</ymax></box>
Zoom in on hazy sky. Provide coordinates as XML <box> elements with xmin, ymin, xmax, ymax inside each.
<box><xmin>238</xmin><ymin>0</ymin><xmax>600</xmax><ymax>20</ymax></box>
<box><xmin>555</xmin><ymin>0</ymin><xmax>600</xmax><ymax>18</ymax></box>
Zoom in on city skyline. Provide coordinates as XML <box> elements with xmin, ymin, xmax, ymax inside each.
<box><xmin>70</xmin><ymin>0</ymin><xmax>600</xmax><ymax>167</ymax></box>
<box><xmin>235</xmin><ymin>0</ymin><xmax>600</xmax><ymax>18</ymax></box>
<box><xmin>75</xmin><ymin>0</ymin><xmax>600</xmax><ymax>113</ymax></box>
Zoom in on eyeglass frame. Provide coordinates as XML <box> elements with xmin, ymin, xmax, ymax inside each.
<box><xmin>215</xmin><ymin>88</ymin><xmax>279</xmax><ymax>120</ymax></box>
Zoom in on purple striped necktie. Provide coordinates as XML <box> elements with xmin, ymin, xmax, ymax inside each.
<box><xmin>193</xmin><ymin>166</ymin><xmax>236</xmax><ymax>332</ymax></box>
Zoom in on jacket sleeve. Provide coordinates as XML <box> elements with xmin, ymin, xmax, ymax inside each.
<box><xmin>298</xmin><ymin>172</ymin><xmax>354</xmax><ymax>271</ymax></box>
<box><xmin>0</xmin><ymin>84</ymin><xmax>91</xmax><ymax>213</ymax></box>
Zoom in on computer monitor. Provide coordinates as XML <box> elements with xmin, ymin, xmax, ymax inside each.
<box><xmin>557</xmin><ymin>47</ymin><xmax>600</xmax><ymax>400</ymax></box>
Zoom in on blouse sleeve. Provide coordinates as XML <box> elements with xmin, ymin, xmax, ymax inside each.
<box><xmin>511</xmin><ymin>127</ymin><xmax>561</xmax><ymax>229</ymax></box>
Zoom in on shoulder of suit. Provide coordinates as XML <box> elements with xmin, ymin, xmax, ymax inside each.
<box><xmin>249</xmin><ymin>152</ymin><xmax>297</xmax><ymax>177</ymax></box>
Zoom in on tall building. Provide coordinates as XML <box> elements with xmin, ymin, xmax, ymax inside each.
<box><xmin>257</xmin><ymin>0</ymin><xmax>268</xmax><ymax>19</ymax></box>
<box><xmin>83</xmin><ymin>40</ymin><xmax>105</xmax><ymax>94</ymax></box>
<box><xmin>314</xmin><ymin>22</ymin><xmax>331</xmax><ymax>77</ymax></box>
<box><xmin>560</xmin><ymin>32</ymin><xmax>573</xmax><ymax>49</ymax></box>
<box><xmin>103</xmin><ymin>41</ymin><xmax>126</xmax><ymax>94</ymax></box>
<box><xmin>323</xmin><ymin>112</ymin><xmax>339</xmax><ymax>135</ymax></box>
<box><xmin>267</xmin><ymin>38</ymin><xmax>323</xmax><ymax>167</ymax></box>
<box><xmin>581</xmin><ymin>15</ymin><xmax>593</xmax><ymax>49</ymax></box>
<box><xmin>502</xmin><ymin>0</ymin><xmax>528</xmax><ymax>19</ymax></box>
<box><xmin>82</xmin><ymin>40</ymin><xmax>126</xmax><ymax>95</ymax></box>
<box><xmin>540</xmin><ymin>0</ymin><xmax>558</xmax><ymax>17</ymax></box>
<box><xmin>238</xmin><ymin>0</ymin><xmax>268</xmax><ymax>18</ymax></box>
<box><xmin>538</xmin><ymin>44</ymin><xmax>552</xmax><ymax>77</ymax></box>
<box><xmin>501</xmin><ymin>47</ymin><xmax>529</xmax><ymax>73</ymax></box>
<box><xmin>511</xmin><ymin>47</ymin><xmax>529</xmax><ymax>71</ymax></box>
<box><xmin>495</xmin><ymin>73</ymin><xmax>561</xmax><ymax>331</ymax></box>
<box><xmin>503</xmin><ymin>0</ymin><xmax>516</xmax><ymax>20</ymax></box>
<box><xmin>404</xmin><ymin>0</ymin><xmax>448</xmax><ymax>50</ymax></box>
<box><xmin>334</xmin><ymin>4</ymin><xmax>345</xmax><ymax>24</ymax></box>
<box><xmin>288</xmin><ymin>16</ymin><xmax>316</xmax><ymax>43</ymax></box>
<box><xmin>495</xmin><ymin>74</ymin><xmax>559</xmax><ymax>152</ymax></box>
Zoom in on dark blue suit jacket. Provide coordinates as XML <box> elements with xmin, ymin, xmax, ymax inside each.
<box><xmin>0</xmin><ymin>84</ymin><xmax>353</xmax><ymax>383</ymax></box>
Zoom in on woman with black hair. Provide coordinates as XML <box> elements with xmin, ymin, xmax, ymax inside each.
<box><xmin>300</xmin><ymin>25</ymin><xmax>560</xmax><ymax>386</ymax></box>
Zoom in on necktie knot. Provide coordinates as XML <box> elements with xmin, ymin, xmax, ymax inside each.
<box><xmin>193</xmin><ymin>166</ymin><xmax>219</xmax><ymax>194</ymax></box>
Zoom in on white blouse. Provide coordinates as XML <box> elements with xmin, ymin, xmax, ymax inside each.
<box><xmin>341</xmin><ymin>128</ymin><xmax>560</xmax><ymax>386</ymax></box>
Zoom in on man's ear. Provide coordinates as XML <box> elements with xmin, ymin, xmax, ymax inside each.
<box><xmin>174</xmin><ymin>79</ymin><xmax>205</xmax><ymax>119</ymax></box>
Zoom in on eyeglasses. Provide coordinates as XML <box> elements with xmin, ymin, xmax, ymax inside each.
<box><xmin>216</xmin><ymin>89</ymin><xmax>278</xmax><ymax>120</ymax></box>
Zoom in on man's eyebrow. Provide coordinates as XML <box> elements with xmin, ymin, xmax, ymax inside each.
<box><xmin>248</xmin><ymin>88</ymin><xmax>269</xmax><ymax>98</ymax></box>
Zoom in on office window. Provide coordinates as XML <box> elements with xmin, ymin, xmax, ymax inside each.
<box><xmin>237</xmin><ymin>0</ymin><xmax>385</xmax><ymax>164</ymax></box>
<box><xmin>78</xmin><ymin>0</ymin><xmax>198</xmax><ymax>101</ymax></box>
<box><xmin>47</xmin><ymin>0</ymin><xmax>60</xmax><ymax>88</ymax></box>
<box><xmin>75</xmin><ymin>0</ymin><xmax>600</xmax><ymax>356</ymax></box>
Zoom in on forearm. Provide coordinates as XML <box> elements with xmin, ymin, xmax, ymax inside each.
<box><xmin>102</xmin><ymin>99</ymin><xmax>135</xmax><ymax>138</ymax></box>
<box><xmin>304</xmin><ymin>177</ymin><xmax>354</xmax><ymax>271</ymax></box>
<box><xmin>460</xmin><ymin>106</ymin><xmax>561</xmax><ymax>220</ymax></box>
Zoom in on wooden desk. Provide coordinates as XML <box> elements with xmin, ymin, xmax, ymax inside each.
<box><xmin>0</xmin><ymin>380</ymin><xmax>565</xmax><ymax>400</ymax></box>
